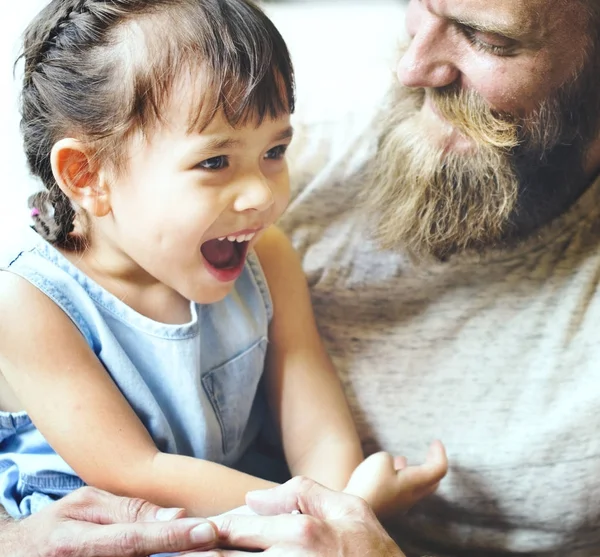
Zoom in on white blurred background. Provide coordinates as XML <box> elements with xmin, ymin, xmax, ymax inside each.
<box><xmin>0</xmin><ymin>1</ymin><xmax>406</xmax><ymax>256</ymax></box>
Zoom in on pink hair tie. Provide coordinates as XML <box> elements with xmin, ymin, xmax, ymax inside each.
<box><xmin>31</xmin><ymin>208</ymin><xmax>41</xmax><ymax>217</ymax></box>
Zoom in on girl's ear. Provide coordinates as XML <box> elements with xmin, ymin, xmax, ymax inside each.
<box><xmin>51</xmin><ymin>138</ymin><xmax>111</xmax><ymax>217</ymax></box>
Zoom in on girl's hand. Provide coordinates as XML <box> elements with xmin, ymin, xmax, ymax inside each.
<box><xmin>343</xmin><ymin>440</ymin><xmax>448</xmax><ymax>517</ymax></box>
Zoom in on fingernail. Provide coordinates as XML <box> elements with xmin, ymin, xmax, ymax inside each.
<box><xmin>156</xmin><ymin>507</ymin><xmax>184</xmax><ymax>521</ymax></box>
<box><xmin>190</xmin><ymin>522</ymin><xmax>217</xmax><ymax>544</ymax></box>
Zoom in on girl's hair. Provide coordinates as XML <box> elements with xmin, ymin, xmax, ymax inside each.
<box><xmin>20</xmin><ymin>0</ymin><xmax>295</xmax><ymax>248</ymax></box>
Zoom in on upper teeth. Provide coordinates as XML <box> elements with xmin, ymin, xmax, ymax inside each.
<box><xmin>218</xmin><ymin>232</ymin><xmax>256</xmax><ymax>243</ymax></box>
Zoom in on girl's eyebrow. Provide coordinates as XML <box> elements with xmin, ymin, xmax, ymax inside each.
<box><xmin>202</xmin><ymin>137</ymin><xmax>243</xmax><ymax>151</ymax></box>
<box><xmin>273</xmin><ymin>126</ymin><xmax>295</xmax><ymax>142</ymax></box>
<box><xmin>196</xmin><ymin>126</ymin><xmax>295</xmax><ymax>152</ymax></box>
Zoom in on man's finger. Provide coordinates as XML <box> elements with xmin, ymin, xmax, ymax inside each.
<box><xmin>246</xmin><ymin>477</ymin><xmax>369</xmax><ymax>520</ymax></box>
<box><xmin>186</xmin><ymin>549</ymin><xmax>309</xmax><ymax>557</ymax></box>
<box><xmin>211</xmin><ymin>513</ymin><xmax>318</xmax><ymax>550</ymax></box>
<box><xmin>60</xmin><ymin>487</ymin><xmax>186</xmax><ymax>525</ymax></box>
<box><xmin>184</xmin><ymin>552</ymin><xmax>249</xmax><ymax>556</ymax></box>
<box><xmin>76</xmin><ymin>518</ymin><xmax>218</xmax><ymax>557</ymax></box>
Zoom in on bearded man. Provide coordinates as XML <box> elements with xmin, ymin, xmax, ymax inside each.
<box><xmin>278</xmin><ymin>0</ymin><xmax>600</xmax><ymax>555</ymax></box>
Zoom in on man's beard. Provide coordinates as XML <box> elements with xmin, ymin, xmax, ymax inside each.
<box><xmin>364</xmin><ymin>53</ymin><xmax>600</xmax><ymax>260</ymax></box>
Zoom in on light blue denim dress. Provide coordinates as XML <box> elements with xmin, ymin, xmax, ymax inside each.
<box><xmin>0</xmin><ymin>241</ymin><xmax>272</xmax><ymax>518</ymax></box>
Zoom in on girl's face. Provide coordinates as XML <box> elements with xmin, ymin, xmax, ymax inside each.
<box><xmin>94</xmin><ymin>92</ymin><xmax>293</xmax><ymax>310</ymax></box>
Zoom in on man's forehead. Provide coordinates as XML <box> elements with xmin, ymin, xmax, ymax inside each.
<box><xmin>424</xmin><ymin>0</ymin><xmax>571</xmax><ymax>40</ymax></box>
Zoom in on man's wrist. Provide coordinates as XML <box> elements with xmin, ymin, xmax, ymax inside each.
<box><xmin>0</xmin><ymin>511</ymin><xmax>23</xmax><ymax>557</ymax></box>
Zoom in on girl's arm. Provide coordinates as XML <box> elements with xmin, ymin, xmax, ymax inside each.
<box><xmin>256</xmin><ymin>229</ymin><xmax>448</xmax><ymax>516</ymax></box>
<box><xmin>254</xmin><ymin>227</ymin><xmax>364</xmax><ymax>490</ymax></box>
<box><xmin>0</xmin><ymin>271</ymin><xmax>275</xmax><ymax>517</ymax></box>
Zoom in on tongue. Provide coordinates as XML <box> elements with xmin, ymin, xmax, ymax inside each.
<box><xmin>201</xmin><ymin>239</ymin><xmax>238</xmax><ymax>269</ymax></box>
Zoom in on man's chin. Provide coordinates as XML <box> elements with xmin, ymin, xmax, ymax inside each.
<box><xmin>365</xmin><ymin>121</ymin><xmax>518</xmax><ymax>259</ymax></box>
<box><xmin>438</xmin><ymin>130</ymin><xmax>477</xmax><ymax>156</ymax></box>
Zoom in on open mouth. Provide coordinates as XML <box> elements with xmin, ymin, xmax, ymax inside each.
<box><xmin>201</xmin><ymin>237</ymin><xmax>250</xmax><ymax>271</ymax></box>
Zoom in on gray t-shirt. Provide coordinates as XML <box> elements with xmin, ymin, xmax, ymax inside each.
<box><xmin>280</xmin><ymin>107</ymin><xmax>600</xmax><ymax>557</ymax></box>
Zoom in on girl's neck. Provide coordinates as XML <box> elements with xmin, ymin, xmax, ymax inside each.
<box><xmin>60</xmin><ymin>240</ymin><xmax>192</xmax><ymax>325</ymax></box>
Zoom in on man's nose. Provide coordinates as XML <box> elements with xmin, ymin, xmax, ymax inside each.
<box><xmin>397</xmin><ymin>4</ymin><xmax>460</xmax><ymax>89</ymax></box>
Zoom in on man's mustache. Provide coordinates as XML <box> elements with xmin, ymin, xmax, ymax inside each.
<box><xmin>428</xmin><ymin>86</ymin><xmax>520</xmax><ymax>150</ymax></box>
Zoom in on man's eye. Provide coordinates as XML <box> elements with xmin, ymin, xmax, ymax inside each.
<box><xmin>264</xmin><ymin>145</ymin><xmax>288</xmax><ymax>160</ymax></box>
<box><xmin>198</xmin><ymin>156</ymin><xmax>229</xmax><ymax>170</ymax></box>
<box><xmin>462</xmin><ymin>26</ymin><xmax>516</xmax><ymax>56</ymax></box>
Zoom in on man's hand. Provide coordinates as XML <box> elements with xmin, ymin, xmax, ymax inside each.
<box><xmin>0</xmin><ymin>487</ymin><xmax>218</xmax><ymax>557</ymax></box>
<box><xmin>344</xmin><ymin>440</ymin><xmax>448</xmax><ymax>517</ymax></box>
<box><xmin>208</xmin><ymin>476</ymin><xmax>406</xmax><ymax>556</ymax></box>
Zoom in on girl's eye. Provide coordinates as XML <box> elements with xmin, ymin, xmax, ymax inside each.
<box><xmin>264</xmin><ymin>145</ymin><xmax>288</xmax><ymax>160</ymax></box>
<box><xmin>198</xmin><ymin>156</ymin><xmax>229</xmax><ymax>171</ymax></box>
<box><xmin>461</xmin><ymin>26</ymin><xmax>516</xmax><ymax>56</ymax></box>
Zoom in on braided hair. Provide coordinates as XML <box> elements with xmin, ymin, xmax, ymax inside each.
<box><xmin>18</xmin><ymin>0</ymin><xmax>295</xmax><ymax>249</ymax></box>
<box><xmin>21</xmin><ymin>0</ymin><xmax>91</xmax><ymax>247</ymax></box>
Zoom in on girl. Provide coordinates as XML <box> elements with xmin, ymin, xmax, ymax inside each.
<box><xmin>0</xmin><ymin>0</ymin><xmax>446</xmax><ymax>520</ymax></box>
